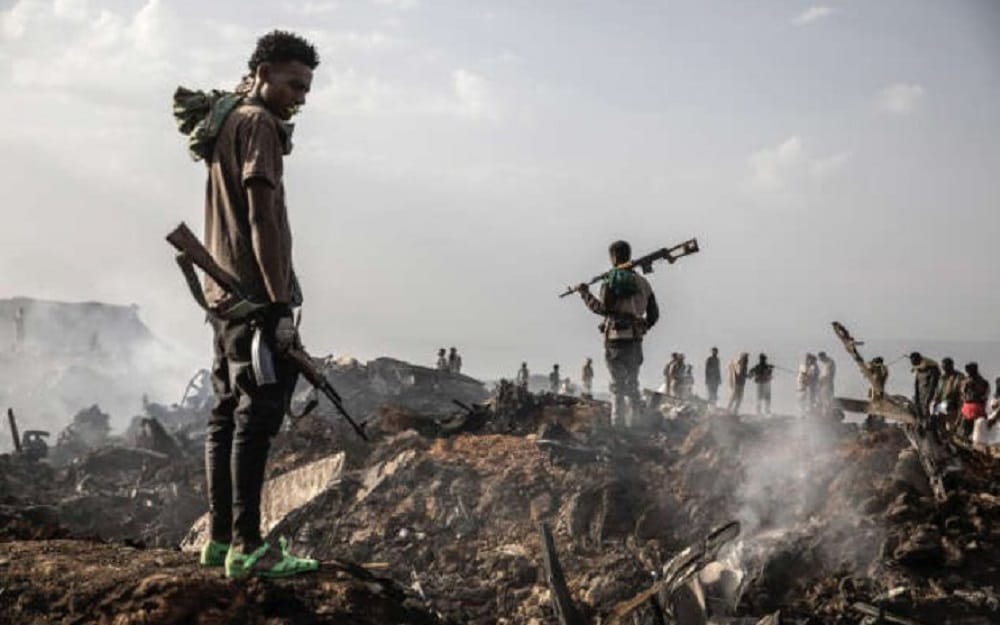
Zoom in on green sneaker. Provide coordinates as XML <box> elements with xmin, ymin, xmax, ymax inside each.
<box><xmin>199</xmin><ymin>540</ymin><xmax>230</xmax><ymax>567</ymax></box>
<box><xmin>225</xmin><ymin>537</ymin><xmax>319</xmax><ymax>579</ymax></box>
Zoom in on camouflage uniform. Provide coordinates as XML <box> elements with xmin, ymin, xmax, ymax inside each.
<box><xmin>579</xmin><ymin>270</ymin><xmax>659</xmax><ymax>428</ymax></box>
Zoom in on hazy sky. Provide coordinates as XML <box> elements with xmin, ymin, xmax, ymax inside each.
<box><xmin>1</xmin><ymin>0</ymin><xmax>998</xmax><ymax>389</ymax></box>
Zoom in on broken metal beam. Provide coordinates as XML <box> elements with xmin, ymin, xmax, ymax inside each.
<box><xmin>831</xmin><ymin>322</ymin><xmax>955</xmax><ymax>503</ymax></box>
<box><xmin>851</xmin><ymin>601</ymin><xmax>925</xmax><ymax>625</ymax></box>
<box><xmin>539</xmin><ymin>522</ymin><xmax>586</xmax><ymax>625</ymax></box>
<box><xmin>7</xmin><ymin>408</ymin><xmax>22</xmax><ymax>454</ymax></box>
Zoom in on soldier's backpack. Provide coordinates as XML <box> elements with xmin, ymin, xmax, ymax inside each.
<box><xmin>172</xmin><ymin>86</ymin><xmax>243</xmax><ymax>161</ymax></box>
<box><xmin>605</xmin><ymin>267</ymin><xmax>639</xmax><ymax>298</ymax></box>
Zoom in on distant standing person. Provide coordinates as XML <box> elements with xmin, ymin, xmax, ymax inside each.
<box><xmin>867</xmin><ymin>356</ymin><xmax>889</xmax><ymax>400</ymax></box>
<box><xmin>934</xmin><ymin>357</ymin><xmax>964</xmax><ymax>428</ymax></box>
<box><xmin>797</xmin><ymin>354</ymin><xmax>819</xmax><ymax>416</ymax></box>
<box><xmin>748</xmin><ymin>353</ymin><xmax>774</xmax><ymax>416</ymax></box>
<box><xmin>726</xmin><ymin>352</ymin><xmax>749</xmax><ymax>414</ymax></box>
<box><xmin>436</xmin><ymin>348</ymin><xmax>448</xmax><ymax>371</ymax></box>
<box><xmin>681</xmin><ymin>364</ymin><xmax>694</xmax><ymax>400</ymax></box>
<box><xmin>704</xmin><ymin>347</ymin><xmax>721</xmax><ymax>405</ymax></box>
<box><xmin>581</xmin><ymin>358</ymin><xmax>594</xmax><ymax>397</ymax></box>
<box><xmin>575</xmin><ymin>240</ymin><xmax>660</xmax><ymax>428</ymax></box>
<box><xmin>989</xmin><ymin>377</ymin><xmax>1000</xmax><ymax>424</ymax></box>
<box><xmin>865</xmin><ymin>356</ymin><xmax>890</xmax><ymax>428</ymax></box>
<box><xmin>448</xmin><ymin>347</ymin><xmax>462</xmax><ymax>374</ymax></box>
<box><xmin>13</xmin><ymin>307</ymin><xmax>24</xmax><ymax>349</ymax></box>
<box><xmin>664</xmin><ymin>353</ymin><xmax>684</xmax><ymax>398</ymax></box>
<box><xmin>909</xmin><ymin>352</ymin><xmax>941</xmax><ymax>420</ymax></box>
<box><xmin>549</xmin><ymin>364</ymin><xmax>560</xmax><ymax>393</ymax></box>
<box><xmin>958</xmin><ymin>362</ymin><xmax>989</xmax><ymax>438</ymax></box>
<box><xmin>816</xmin><ymin>352</ymin><xmax>836</xmax><ymax>415</ymax></box>
<box><xmin>516</xmin><ymin>362</ymin><xmax>530</xmax><ymax>390</ymax></box>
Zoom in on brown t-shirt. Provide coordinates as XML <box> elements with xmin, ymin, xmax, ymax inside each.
<box><xmin>203</xmin><ymin>100</ymin><xmax>300</xmax><ymax>309</ymax></box>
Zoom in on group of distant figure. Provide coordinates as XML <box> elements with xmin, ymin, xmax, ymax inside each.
<box><xmin>669</xmin><ymin>348</ymin><xmax>835</xmax><ymax>417</ymax></box>
<box><xmin>901</xmin><ymin>352</ymin><xmax>996</xmax><ymax>439</ymax></box>
<box><xmin>510</xmin><ymin>359</ymin><xmax>596</xmax><ymax>398</ymax></box>
<box><xmin>437</xmin><ymin>344</ymin><xmax>998</xmax><ymax>441</ymax></box>
<box><xmin>435</xmin><ymin>347</ymin><xmax>463</xmax><ymax>374</ymax></box>
<box><xmin>493</xmin><ymin>348</ymin><xmax>998</xmax><ymax>440</ymax></box>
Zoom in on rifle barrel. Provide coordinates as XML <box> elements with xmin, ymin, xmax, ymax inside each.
<box><xmin>558</xmin><ymin>238</ymin><xmax>698</xmax><ymax>298</ymax></box>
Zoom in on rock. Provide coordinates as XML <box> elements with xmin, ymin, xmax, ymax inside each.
<box><xmin>891</xmin><ymin>448</ymin><xmax>932</xmax><ymax>496</ymax></box>
<box><xmin>182</xmin><ymin>453</ymin><xmax>345</xmax><ymax>551</ymax></box>
<box><xmin>892</xmin><ymin>524</ymin><xmax>942</xmax><ymax>566</ymax></box>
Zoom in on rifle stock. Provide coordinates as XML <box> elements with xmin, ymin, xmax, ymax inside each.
<box><xmin>166</xmin><ymin>223</ymin><xmax>246</xmax><ymax>299</ymax></box>
<box><xmin>165</xmin><ymin>221</ymin><xmax>368</xmax><ymax>441</ymax></box>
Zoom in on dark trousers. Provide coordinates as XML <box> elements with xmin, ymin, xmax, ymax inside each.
<box><xmin>207</xmin><ymin>315</ymin><xmax>298</xmax><ymax>549</ymax></box>
<box><xmin>706</xmin><ymin>383</ymin><xmax>720</xmax><ymax>402</ymax></box>
<box><xmin>605</xmin><ymin>339</ymin><xmax>643</xmax><ymax>427</ymax></box>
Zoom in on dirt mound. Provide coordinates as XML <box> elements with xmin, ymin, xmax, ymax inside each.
<box><xmin>0</xmin><ymin>539</ymin><xmax>442</xmax><ymax>625</ymax></box>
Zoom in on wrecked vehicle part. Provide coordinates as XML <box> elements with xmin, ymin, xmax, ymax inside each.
<box><xmin>831</xmin><ymin>321</ymin><xmax>960</xmax><ymax>503</ymax></box>
<box><xmin>606</xmin><ymin>521</ymin><xmax>740</xmax><ymax>625</ymax></box>
<box><xmin>540</xmin><ymin>521</ymin><xmax>587</xmax><ymax>625</ymax></box>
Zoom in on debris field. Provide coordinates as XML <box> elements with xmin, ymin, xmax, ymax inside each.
<box><xmin>1</xmin><ymin>355</ymin><xmax>999</xmax><ymax>625</ymax></box>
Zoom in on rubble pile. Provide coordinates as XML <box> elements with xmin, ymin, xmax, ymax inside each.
<box><xmin>189</xmin><ymin>389</ymin><xmax>999</xmax><ymax>625</ymax></box>
<box><xmin>297</xmin><ymin>356</ymin><xmax>490</xmax><ymax>423</ymax></box>
<box><xmin>0</xmin><ymin>431</ymin><xmax>205</xmax><ymax>547</ymax></box>
<box><xmin>0</xmin><ymin>539</ymin><xmax>445</xmax><ymax>624</ymax></box>
<box><xmin>3</xmin><ymin>354</ymin><xmax>999</xmax><ymax>624</ymax></box>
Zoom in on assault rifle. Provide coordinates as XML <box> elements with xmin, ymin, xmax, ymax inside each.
<box><xmin>165</xmin><ymin>222</ymin><xmax>368</xmax><ymax>441</ymax></box>
<box><xmin>558</xmin><ymin>238</ymin><xmax>700</xmax><ymax>298</ymax></box>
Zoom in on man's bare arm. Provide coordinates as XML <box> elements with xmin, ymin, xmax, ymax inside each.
<box><xmin>246</xmin><ymin>179</ymin><xmax>290</xmax><ymax>304</ymax></box>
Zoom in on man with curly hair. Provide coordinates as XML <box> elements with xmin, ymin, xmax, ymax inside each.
<box><xmin>196</xmin><ymin>30</ymin><xmax>320</xmax><ymax>579</ymax></box>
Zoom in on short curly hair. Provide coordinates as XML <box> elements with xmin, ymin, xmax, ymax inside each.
<box><xmin>609</xmin><ymin>240</ymin><xmax>631</xmax><ymax>263</ymax></box>
<box><xmin>248</xmin><ymin>30</ymin><xmax>320</xmax><ymax>72</ymax></box>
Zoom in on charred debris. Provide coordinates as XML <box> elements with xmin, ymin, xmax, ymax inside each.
<box><xmin>2</xmin><ymin>326</ymin><xmax>999</xmax><ymax>625</ymax></box>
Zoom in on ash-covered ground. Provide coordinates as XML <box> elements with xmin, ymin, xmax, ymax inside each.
<box><xmin>1</xmin><ymin>353</ymin><xmax>999</xmax><ymax>625</ymax></box>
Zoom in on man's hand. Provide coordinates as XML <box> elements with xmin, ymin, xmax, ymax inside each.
<box><xmin>576</xmin><ymin>283</ymin><xmax>590</xmax><ymax>295</ymax></box>
<box><xmin>274</xmin><ymin>315</ymin><xmax>298</xmax><ymax>354</ymax></box>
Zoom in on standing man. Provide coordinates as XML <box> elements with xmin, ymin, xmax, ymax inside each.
<box><xmin>448</xmin><ymin>347</ymin><xmax>462</xmax><ymax>374</ymax></box>
<box><xmin>664</xmin><ymin>353</ymin><xmax>683</xmax><ymax>397</ymax></box>
<box><xmin>196</xmin><ymin>31</ymin><xmax>320</xmax><ymax>579</ymax></box>
<box><xmin>516</xmin><ymin>362</ymin><xmax>530</xmax><ymax>390</ymax></box>
<box><xmin>958</xmin><ymin>363</ymin><xmax>989</xmax><ymax>438</ymax></box>
<box><xmin>748</xmin><ymin>353</ymin><xmax>774</xmax><ymax>416</ymax></box>
<box><xmin>934</xmin><ymin>357</ymin><xmax>964</xmax><ymax>429</ymax></box>
<box><xmin>797</xmin><ymin>354</ymin><xmax>819</xmax><ymax>416</ymax></box>
<box><xmin>909</xmin><ymin>352</ymin><xmax>941</xmax><ymax>420</ymax></box>
<box><xmin>13</xmin><ymin>307</ymin><xmax>25</xmax><ymax>349</ymax></box>
<box><xmin>989</xmin><ymin>377</ymin><xmax>1000</xmax><ymax>425</ymax></box>
<box><xmin>704</xmin><ymin>347</ymin><xmax>721</xmax><ymax>405</ymax></box>
<box><xmin>864</xmin><ymin>356</ymin><xmax>890</xmax><ymax>429</ymax></box>
<box><xmin>436</xmin><ymin>348</ymin><xmax>448</xmax><ymax>371</ymax></box>
<box><xmin>549</xmin><ymin>364</ymin><xmax>561</xmax><ymax>393</ymax></box>
<box><xmin>726</xmin><ymin>352</ymin><xmax>749</xmax><ymax>414</ymax></box>
<box><xmin>576</xmin><ymin>240</ymin><xmax>660</xmax><ymax>428</ymax></box>
<box><xmin>867</xmin><ymin>356</ymin><xmax>889</xmax><ymax>400</ymax></box>
<box><xmin>816</xmin><ymin>352</ymin><xmax>836</xmax><ymax>416</ymax></box>
<box><xmin>581</xmin><ymin>358</ymin><xmax>594</xmax><ymax>398</ymax></box>
<box><xmin>681</xmin><ymin>363</ymin><xmax>695</xmax><ymax>400</ymax></box>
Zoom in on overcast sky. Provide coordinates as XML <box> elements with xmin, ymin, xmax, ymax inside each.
<box><xmin>1</xmin><ymin>0</ymin><xmax>998</xmax><ymax>388</ymax></box>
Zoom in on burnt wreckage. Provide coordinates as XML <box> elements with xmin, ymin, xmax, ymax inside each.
<box><xmin>2</xmin><ymin>325</ymin><xmax>999</xmax><ymax>624</ymax></box>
